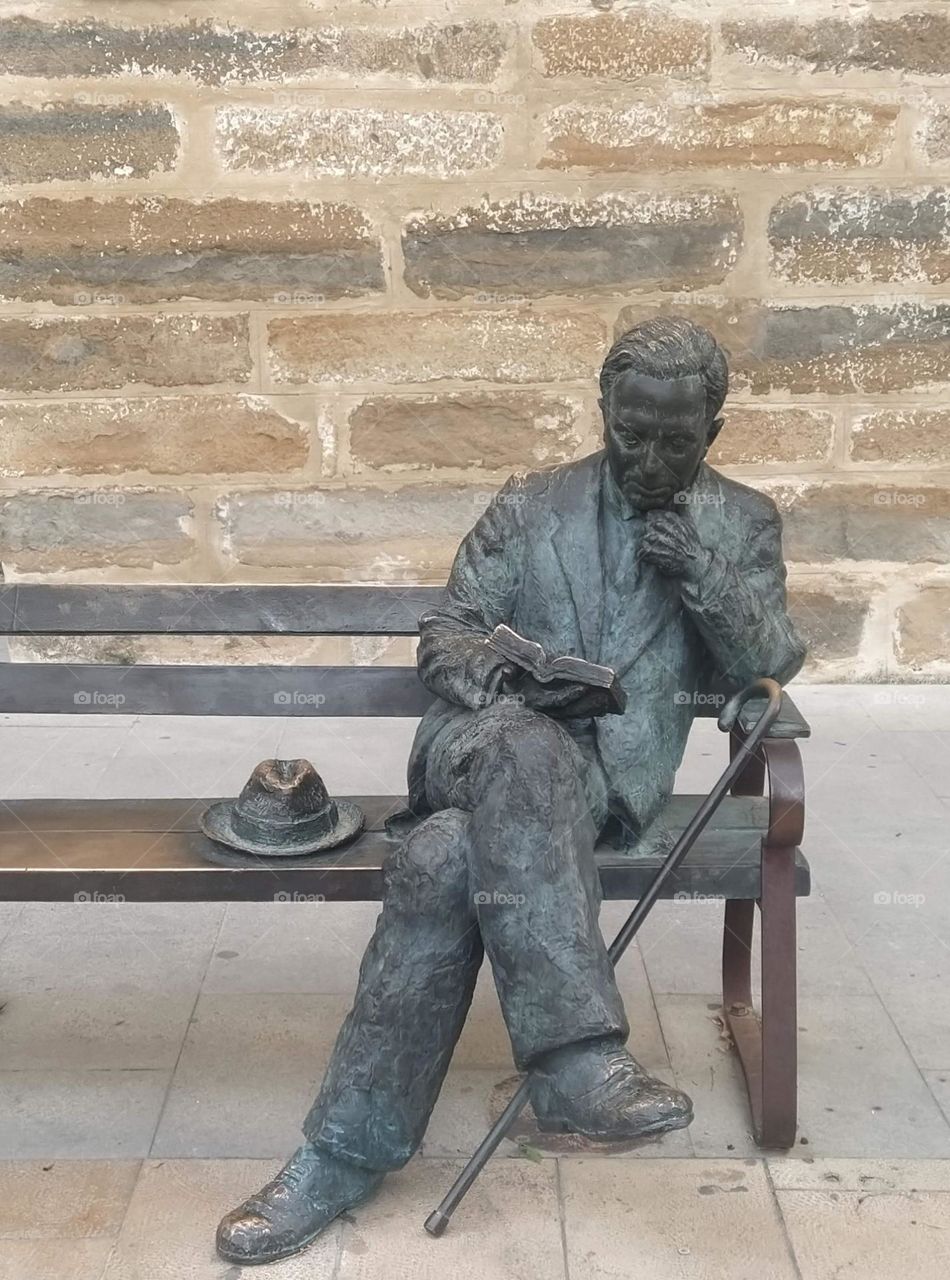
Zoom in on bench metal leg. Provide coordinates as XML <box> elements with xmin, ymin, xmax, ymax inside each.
<box><xmin>721</xmin><ymin>867</ymin><xmax>798</xmax><ymax>1149</ymax></box>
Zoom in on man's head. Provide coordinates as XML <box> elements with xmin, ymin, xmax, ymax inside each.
<box><xmin>599</xmin><ymin>318</ymin><xmax>728</xmax><ymax>511</ymax></box>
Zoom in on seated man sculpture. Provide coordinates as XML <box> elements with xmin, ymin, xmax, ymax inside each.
<box><xmin>217</xmin><ymin>317</ymin><xmax>806</xmax><ymax>1264</ymax></box>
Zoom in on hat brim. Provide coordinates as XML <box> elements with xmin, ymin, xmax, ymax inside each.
<box><xmin>199</xmin><ymin>799</ymin><xmax>365</xmax><ymax>859</ymax></box>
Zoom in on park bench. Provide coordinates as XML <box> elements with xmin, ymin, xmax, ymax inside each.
<box><xmin>0</xmin><ymin>583</ymin><xmax>810</xmax><ymax>1148</ymax></box>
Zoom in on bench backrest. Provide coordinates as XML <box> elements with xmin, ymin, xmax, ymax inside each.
<box><xmin>0</xmin><ymin>584</ymin><xmax>730</xmax><ymax>720</ymax></box>
<box><xmin>0</xmin><ymin>585</ymin><xmax>442</xmax><ymax>717</ymax></box>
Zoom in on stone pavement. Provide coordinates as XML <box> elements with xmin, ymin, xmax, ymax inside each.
<box><xmin>0</xmin><ymin>685</ymin><xmax>949</xmax><ymax>1278</ymax></box>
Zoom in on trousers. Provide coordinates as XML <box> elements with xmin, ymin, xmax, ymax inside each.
<box><xmin>302</xmin><ymin>703</ymin><xmax>629</xmax><ymax>1170</ymax></box>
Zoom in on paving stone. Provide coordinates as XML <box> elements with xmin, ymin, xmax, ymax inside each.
<box><xmin>98</xmin><ymin>715</ymin><xmax>284</xmax><ymax>800</ymax></box>
<box><xmin>0</xmin><ymin>992</ymin><xmax>194</xmax><ymax>1070</ymax></box>
<box><xmin>0</xmin><ymin>902</ymin><xmax>224</xmax><ymax>995</ymax></box>
<box><xmin>335</xmin><ymin>1158</ymin><xmax>564</xmax><ymax>1280</ymax></box>
<box><xmin>0</xmin><ymin>725</ymin><xmax>133</xmax><ymax>798</ymax></box>
<box><xmin>0</xmin><ymin>1239</ymin><xmax>114</xmax><ymax>1280</ymax></box>
<box><xmin>924</xmin><ymin>1072</ymin><xmax>950</xmax><ymax>1126</ymax></box>
<box><xmin>777</xmin><ymin>1184</ymin><xmax>950</xmax><ymax>1280</ymax></box>
<box><xmin>0</xmin><ymin>1159</ymin><xmax>139</xmax><ymax>1239</ymax></box>
<box><xmin>276</xmin><ymin>715</ymin><xmax>418</xmax><ymax>794</ymax></box>
<box><xmin>768</xmin><ymin>1156</ymin><xmax>950</xmax><ymax>1192</ymax></box>
<box><xmin>638</xmin><ymin>894</ymin><xmax>873</xmax><ymax>998</ymax></box>
<box><xmin>561</xmin><ymin>1157</ymin><xmax>797</xmax><ymax>1279</ymax></box>
<box><xmin>204</xmin><ymin>900</ymin><xmax>382</xmax><ymax>995</ymax></box>
<box><xmin>103</xmin><ymin>1158</ymin><xmax>340</xmax><ymax>1279</ymax></box>
<box><xmin>847</xmin><ymin>920</ymin><xmax>950</xmax><ymax>1072</ymax></box>
<box><xmin>0</xmin><ymin>1070</ymin><xmax>170</xmax><ymax>1159</ymax></box>
<box><xmin>151</xmin><ymin>992</ymin><xmax>349</xmax><ymax>1157</ymax></box>
<box><xmin>794</xmin><ymin>996</ymin><xmax>950</xmax><ymax>1157</ymax></box>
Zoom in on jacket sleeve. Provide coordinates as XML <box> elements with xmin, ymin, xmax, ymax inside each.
<box><xmin>416</xmin><ymin>475</ymin><xmax>524</xmax><ymax>709</ymax></box>
<box><xmin>678</xmin><ymin>503</ymin><xmax>806</xmax><ymax>689</ymax></box>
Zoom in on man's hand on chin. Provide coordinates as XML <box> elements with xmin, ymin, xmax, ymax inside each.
<box><xmin>639</xmin><ymin>510</ymin><xmax>711</xmax><ymax>583</ymax></box>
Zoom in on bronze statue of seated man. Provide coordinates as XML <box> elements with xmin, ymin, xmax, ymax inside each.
<box><xmin>217</xmin><ymin>317</ymin><xmax>805</xmax><ymax>1265</ymax></box>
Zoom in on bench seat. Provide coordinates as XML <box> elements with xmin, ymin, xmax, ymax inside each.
<box><xmin>0</xmin><ymin>794</ymin><xmax>810</xmax><ymax>903</ymax></box>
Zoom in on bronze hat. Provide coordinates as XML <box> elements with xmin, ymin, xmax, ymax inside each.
<box><xmin>200</xmin><ymin>759</ymin><xmax>364</xmax><ymax>857</ymax></box>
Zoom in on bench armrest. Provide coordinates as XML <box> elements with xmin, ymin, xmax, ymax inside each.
<box><xmin>762</xmin><ymin>739</ymin><xmax>805</xmax><ymax>847</ymax></box>
<box><xmin>736</xmin><ymin>689</ymin><xmax>810</xmax><ymax>740</ymax></box>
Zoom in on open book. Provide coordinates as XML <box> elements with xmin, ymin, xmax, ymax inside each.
<box><xmin>487</xmin><ymin>624</ymin><xmax>627</xmax><ymax>715</ymax></box>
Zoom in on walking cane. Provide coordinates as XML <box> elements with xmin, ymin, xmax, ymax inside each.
<box><xmin>424</xmin><ymin>676</ymin><xmax>784</xmax><ymax>1237</ymax></box>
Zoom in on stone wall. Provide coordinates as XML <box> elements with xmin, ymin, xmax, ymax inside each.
<box><xmin>1</xmin><ymin>0</ymin><xmax>949</xmax><ymax>678</ymax></box>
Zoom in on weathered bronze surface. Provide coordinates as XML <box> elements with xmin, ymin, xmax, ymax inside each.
<box><xmin>217</xmin><ymin>317</ymin><xmax>807</xmax><ymax>1266</ymax></box>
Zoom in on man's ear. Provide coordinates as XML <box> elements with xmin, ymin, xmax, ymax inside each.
<box><xmin>705</xmin><ymin>416</ymin><xmax>724</xmax><ymax>450</ymax></box>
<box><xmin>598</xmin><ymin>396</ymin><xmax>608</xmax><ymax>436</ymax></box>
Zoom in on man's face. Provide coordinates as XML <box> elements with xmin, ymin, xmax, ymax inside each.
<box><xmin>601</xmin><ymin>370</ymin><xmax>719</xmax><ymax>512</ymax></box>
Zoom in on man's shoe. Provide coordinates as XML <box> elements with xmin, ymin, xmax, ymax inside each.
<box><xmin>216</xmin><ymin>1142</ymin><xmax>384</xmax><ymax>1265</ymax></box>
<box><xmin>529</xmin><ymin>1037</ymin><xmax>693</xmax><ymax>1141</ymax></box>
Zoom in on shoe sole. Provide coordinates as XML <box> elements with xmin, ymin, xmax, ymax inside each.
<box><xmin>535</xmin><ymin>1109</ymin><xmax>694</xmax><ymax>1141</ymax></box>
<box><xmin>216</xmin><ymin>1181</ymin><xmax>382</xmax><ymax>1266</ymax></box>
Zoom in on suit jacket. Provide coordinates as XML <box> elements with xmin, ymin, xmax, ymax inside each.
<box><xmin>406</xmin><ymin>451</ymin><xmax>805</xmax><ymax>832</ymax></box>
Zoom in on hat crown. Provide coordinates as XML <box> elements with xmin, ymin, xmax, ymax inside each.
<box><xmin>235</xmin><ymin>758</ymin><xmax>330</xmax><ymax>826</ymax></box>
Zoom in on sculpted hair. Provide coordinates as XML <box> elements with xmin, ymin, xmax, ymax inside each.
<box><xmin>599</xmin><ymin>317</ymin><xmax>728</xmax><ymax>419</ymax></box>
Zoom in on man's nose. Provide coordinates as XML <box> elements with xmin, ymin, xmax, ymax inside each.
<box><xmin>641</xmin><ymin>446</ymin><xmax>666</xmax><ymax>485</ymax></box>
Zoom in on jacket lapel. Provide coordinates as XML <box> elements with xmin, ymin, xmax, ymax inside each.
<box><xmin>550</xmin><ymin>452</ymin><xmax>605</xmax><ymax>661</ymax></box>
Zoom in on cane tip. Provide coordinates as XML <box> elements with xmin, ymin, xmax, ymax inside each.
<box><xmin>424</xmin><ymin>1209</ymin><xmax>450</xmax><ymax>1237</ymax></box>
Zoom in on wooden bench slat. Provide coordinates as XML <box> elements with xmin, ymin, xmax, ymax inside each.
<box><xmin>0</xmin><ymin>794</ymin><xmax>768</xmax><ymax>834</ymax></box>
<box><xmin>0</xmin><ymin>664</ymin><xmax>432</xmax><ymax>717</ymax></box>
<box><xmin>0</xmin><ymin>585</ymin><xmax>444</xmax><ymax>637</ymax></box>
<box><xmin>0</xmin><ymin>795</ymin><xmax>809</xmax><ymax>903</ymax></box>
